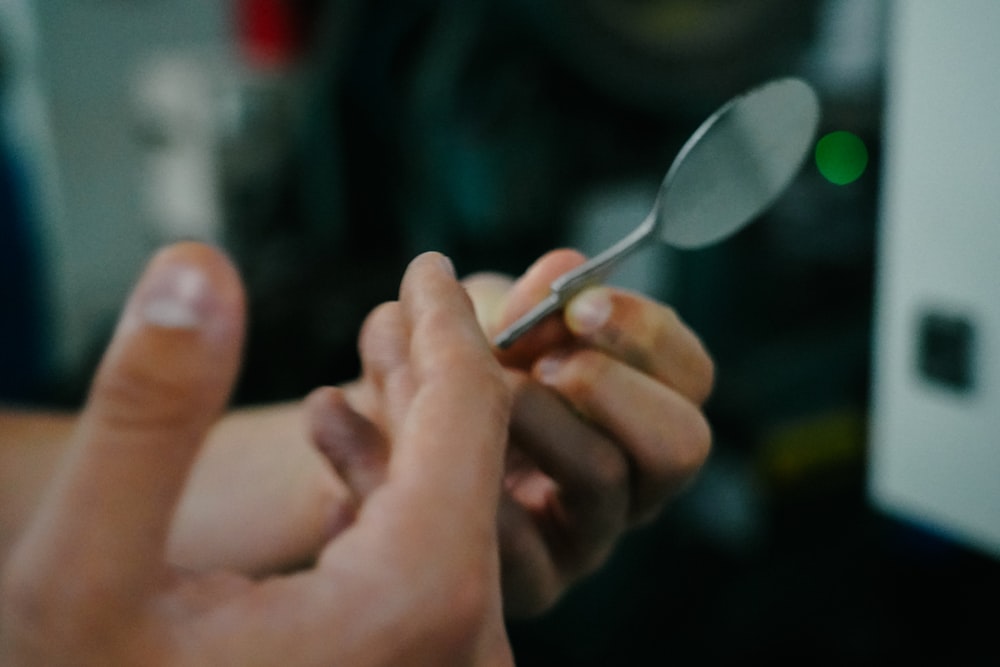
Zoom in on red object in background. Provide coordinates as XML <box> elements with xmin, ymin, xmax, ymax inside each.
<box><xmin>237</xmin><ymin>0</ymin><xmax>302</xmax><ymax>67</ymax></box>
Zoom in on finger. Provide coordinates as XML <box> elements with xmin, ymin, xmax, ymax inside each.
<box><xmin>462</xmin><ymin>272</ymin><xmax>514</xmax><ymax>335</ymax></box>
<box><xmin>497</xmin><ymin>496</ymin><xmax>562</xmax><ymax>618</ymax></box>
<box><xmin>493</xmin><ymin>249</ymin><xmax>586</xmax><ymax>368</ymax></box>
<box><xmin>506</xmin><ymin>373</ymin><xmax>629</xmax><ymax>551</ymax></box>
<box><xmin>306</xmin><ymin>386</ymin><xmax>388</xmax><ymax>501</ymax></box>
<box><xmin>535</xmin><ymin>348</ymin><xmax>711</xmax><ymax>521</ymax></box>
<box><xmin>262</xmin><ymin>253</ymin><xmax>512</xmax><ymax>661</ymax></box>
<box><xmin>355</xmin><ymin>300</ymin><xmax>411</xmax><ymax>429</ymax></box>
<box><xmin>387</xmin><ymin>252</ymin><xmax>510</xmax><ymax>520</ymax></box>
<box><xmin>313</xmin><ymin>252</ymin><xmax>511</xmax><ymax>562</ymax></box>
<box><xmin>565</xmin><ymin>287</ymin><xmax>715</xmax><ymax>405</ymax></box>
<box><xmin>9</xmin><ymin>243</ymin><xmax>244</xmax><ymax>591</ymax></box>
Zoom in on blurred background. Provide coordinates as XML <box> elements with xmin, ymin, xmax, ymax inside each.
<box><xmin>2</xmin><ymin>0</ymin><xmax>998</xmax><ymax>663</ymax></box>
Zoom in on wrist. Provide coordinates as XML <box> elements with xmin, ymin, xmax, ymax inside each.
<box><xmin>167</xmin><ymin>402</ymin><xmax>350</xmax><ymax>575</ymax></box>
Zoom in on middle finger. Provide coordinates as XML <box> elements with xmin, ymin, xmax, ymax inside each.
<box><xmin>534</xmin><ymin>348</ymin><xmax>712</xmax><ymax>522</ymax></box>
<box><xmin>565</xmin><ymin>287</ymin><xmax>715</xmax><ymax>405</ymax></box>
<box><xmin>506</xmin><ymin>371</ymin><xmax>630</xmax><ymax>555</ymax></box>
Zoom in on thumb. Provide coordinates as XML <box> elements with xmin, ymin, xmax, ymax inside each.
<box><xmin>13</xmin><ymin>243</ymin><xmax>245</xmax><ymax>589</ymax></box>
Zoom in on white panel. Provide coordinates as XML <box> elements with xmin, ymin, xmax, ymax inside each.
<box><xmin>29</xmin><ymin>0</ymin><xmax>229</xmax><ymax>377</ymax></box>
<box><xmin>870</xmin><ymin>0</ymin><xmax>1000</xmax><ymax>557</ymax></box>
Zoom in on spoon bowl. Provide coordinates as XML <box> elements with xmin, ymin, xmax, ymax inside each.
<box><xmin>657</xmin><ymin>77</ymin><xmax>820</xmax><ymax>248</ymax></box>
<box><xmin>495</xmin><ymin>77</ymin><xmax>820</xmax><ymax>349</ymax></box>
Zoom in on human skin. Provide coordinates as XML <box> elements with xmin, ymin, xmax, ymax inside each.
<box><xmin>0</xmin><ymin>248</ymin><xmax>714</xmax><ymax>619</ymax></box>
<box><xmin>328</xmin><ymin>249</ymin><xmax>714</xmax><ymax>615</ymax></box>
<box><xmin>0</xmin><ymin>245</ymin><xmax>515</xmax><ymax>665</ymax></box>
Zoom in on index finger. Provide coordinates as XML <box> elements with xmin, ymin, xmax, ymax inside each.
<box><xmin>250</xmin><ymin>253</ymin><xmax>513</xmax><ymax>662</ymax></box>
<box><xmin>388</xmin><ymin>253</ymin><xmax>511</xmax><ymax>526</ymax></box>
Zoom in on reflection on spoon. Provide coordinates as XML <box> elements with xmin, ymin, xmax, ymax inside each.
<box><xmin>493</xmin><ymin>77</ymin><xmax>821</xmax><ymax>349</ymax></box>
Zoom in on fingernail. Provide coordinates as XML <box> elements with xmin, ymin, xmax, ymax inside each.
<box><xmin>135</xmin><ymin>262</ymin><xmax>211</xmax><ymax>330</ymax></box>
<box><xmin>534</xmin><ymin>354</ymin><xmax>564</xmax><ymax>385</ymax></box>
<box><xmin>566</xmin><ymin>288</ymin><xmax>612</xmax><ymax>335</ymax></box>
<box><xmin>437</xmin><ymin>253</ymin><xmax>456</xmax><ymax>278</ymax></box>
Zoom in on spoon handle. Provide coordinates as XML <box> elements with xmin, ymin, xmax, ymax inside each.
<box><xmin>493</xmin><ymin>212</ymin><xmax>656</xmax><ymax>349</ymax></box>
<box><xmin>492</xmin><ymin>292</ymin><xmax>563</xmax><ymax>349</ymax></box>
<box><xmin>552</xmin><ymin>212</ymin><xmax>656</xmax><ymax>293</ymax></box>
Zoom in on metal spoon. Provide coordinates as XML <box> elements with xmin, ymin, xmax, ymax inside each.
<box><xmin>494</xmin><ymin>76</ymin><xmax>821</xmax><ymax>349</ymax></box>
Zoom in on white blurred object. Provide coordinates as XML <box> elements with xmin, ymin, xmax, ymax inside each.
<box><xmin>0</xmin><ymin>0</ymin><xmax>63</xmax><ymax>260</ymax></box>
<box><xmin>134</xmin><ymin>54</ymin><xmax>226</xmax><ymax>242</ymax></box>
<box><xmin>870</xmin><ymin>1</ymin><xmax>1000</xmax><ymax>558</ymax></box>
<box><xmin>801</xmin><ymin>0</ymin><xmax>885</xmax><ymax>102</ymax></box>
<box><xmin>569</xmin><ymin>180</ymin><xmax>676</xmax><ymax>301</ymax></box>
<box><xmin>22</xmin><ymin>0</ymin><xmax>229</xmax><ymax>378</ymax></box>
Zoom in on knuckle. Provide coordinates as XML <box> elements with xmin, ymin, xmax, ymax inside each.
<box><xmin>419</xmin><ymin>560</ymin><xmax>495</xmax><ymax>651</ymax></box>
<box><xmin>585</xmin><ymin>443</ymin><xmax>630</xmax><ymax>496</ymax></box>
<box><xmin>566</xmin><ymin>541</ymin><xmax>618</xmax><ymax>583</ymax></box>
<box><xmin>648</xmin><ymin>307</ymin><xmax>716</xmax><ymax>404</ymax></box>
<box><xmin>358</xmin><ymin>303</ymin><xmax>403</xmax><ymax>356</ymax></box>
<box><xmin>302</xmin><ymin>385</ymin><xmax>336</xmax><ymax>422</ymax></box>
<box><xmin>646</xmin><ymin>304</ymin><xmax>682</xmax><ymax>357</ymax></box>
<box><xmin>433</xmin><ymin>346</ymin><xmax>511</xmax><ymax>415</ymax></box>
<box><xmin>498</xmin><ymin>522</ymin><xmax>561</xmax><ymax>617</ymax></box>
<box><xmin>482</xmin><ymin>360</ymin><xmax>513</xmax><ymax>404</ymax></box>
<box><xmin>663</xmin><ymin>408</ymin><xmax>713</xmax><ymax>482</ymax></box>
<box><xmin>633</xmin><ymin>405</ymin><xmax>712</xmax><ymax>519</ymax></box>
<box><xmin>361</xmin><ymin>300</ymin><xmax>400</xmax><ymax>331</ymax></box>
<box><xmin>687</xmin><ymin>345</ymin><xmax>716</xmax><ymax>406</ymax></box>
<box><xmin>513</xmin><ymin>580</ymin><xmax>562</xmax><ymax>618</ymax></box>
<box><xmin>428</xmin><ymin>342</ymin><xmax>479</xmax><ymax>375</ymax></box>
<box><xmin>484</xmin><ymin>379</ymin><xmax>514</xmax><ymax>428</ymax></box>
<box><xmin>502</xmin><ymin>570</ymin><xmax>561</xmax><ymax>619</ymax></box>
<box><xmin>91</xmin><ymin>359</ymin><xmax>203</xmax><ymax>434</ymax></box>
<box><xmin>412</xmin><ymin>300</ymin><xmax>452</xmax><ymax>337</ymax></box>
<box><xmin>554</xmin><ymin>349</ymin><xmax>610</xmax><ymax>403</ymax></box>
<box><xmin>449</xmin><ymin>565</ymin><xmax>492</xmax><ymax>626</ymax></box>
<box><xmin>660</xmin><ymin>303</ymin><xmax>682</xmax><ymax>330</ymax></box>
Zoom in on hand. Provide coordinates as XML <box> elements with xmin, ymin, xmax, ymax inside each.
<box><xmin>321</xmin><ymin>249</ymin><xmax>714</xmax><ymax>617</ymax></box>
<box><xmin>469</xmin><ymin>250</ymin><xmax>713</xmax><ymax>615</ymax></box>
<box><xmin>1</xmin><ymin>244</ymin><xmax>514</xmax><ymax>665</ymax></box>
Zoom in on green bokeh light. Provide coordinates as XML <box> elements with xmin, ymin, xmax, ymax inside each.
<box><xmin>815</xmin><ymin>130</ymin><xmax>869</xmax><ymax>185</ymax></box>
